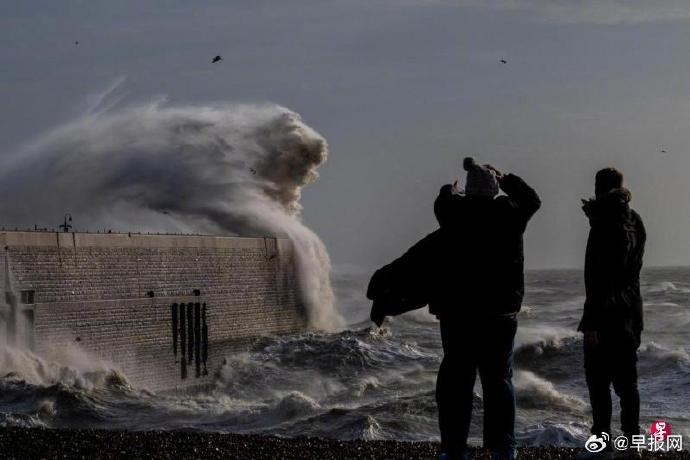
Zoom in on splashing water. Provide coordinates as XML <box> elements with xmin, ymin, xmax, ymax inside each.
<box><xmin>0</xmin><ymin>345</ymin><xmax>128</xmax><ymax>391</ymax></box>
<box><xmin>0</xmin><ymin>92</ymin><xmax>342</xmax><ymax>330</ymax></box>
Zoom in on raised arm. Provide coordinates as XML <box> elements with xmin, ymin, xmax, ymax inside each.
<box><xmin>492</xmin><ymin>171</ymin><xmax>541</xmax><ymax>229</ymax></box>
<box><xmin>434</xmin><ymin>183</ymin><xmax>462</xmax><ymax>228</ymax></box>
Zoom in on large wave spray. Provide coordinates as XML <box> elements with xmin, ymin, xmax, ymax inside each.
<box><xmin>0</xmin><ymin>93</ymin><xmax>343</xmax><ymax>330</ymax></box>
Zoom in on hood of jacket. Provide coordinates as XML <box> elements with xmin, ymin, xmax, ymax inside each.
<box><xmin>582</xmin><ymin>187</ymin><xmax>632</xmax><ymax>223</ymax></box>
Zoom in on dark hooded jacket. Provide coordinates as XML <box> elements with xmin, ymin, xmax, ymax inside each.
<box><xmin>430</xmin><ymin>174</ymin><xmax>541</xmax><ymax>317</ymax></box>
<box><xmin>367</xmin><ymin>174</ymin><xmax>540</xmax><ymax>326</ymax></box>
<box><xmin>578</xmin><ymin>188</ymin><xmax>646</xmax><ymax>348</ymax></box>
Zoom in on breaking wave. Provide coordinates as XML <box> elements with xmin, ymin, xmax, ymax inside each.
<box><xmin>513</xmin><ymin>371</ymin><xmax>586</xmax><ymax>413</ymax></box>
<box><xmin>515</xmin><ymin>326</ymin><xmax>579</xmax><ymax>354</ymax></box>
<box><xmin>639</xmin><ymin>342</ymin><xmax>690</xmax><ymax>367</ymax></box>
<box><xmin>0</xmin><ymin>345</ymin><xmax>128</xmax><ymax>391</ymax></box>
<box><xmin>0</xmin><ymin>86</ymin><xmax>342</xmax><ymax>330</ymax></box>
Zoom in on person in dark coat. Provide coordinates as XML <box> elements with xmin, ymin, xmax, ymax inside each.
<box><xmin>578</xmin><ymin>167</ymin><xmax>646</xmax><ymax>449</ymax></box>
<box><xmin>432</xmin><ymin>157</ymin><xmax>541</xmax><ymax>460</ymax></box>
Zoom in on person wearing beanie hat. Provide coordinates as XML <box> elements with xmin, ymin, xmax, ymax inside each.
<box><xmin>463</xmin><ymin>157</ymin><xmax>499</xmax><ymax>198</ymax></box>
<box><xmin>367</xmin><ymin>156</ymin><xmax>540</xmax><ymax>460</ymax></box>
<box><xmin>430</xmin><ymin>157</ymin><xmax>541</xmax><ymax>460</ymax></box>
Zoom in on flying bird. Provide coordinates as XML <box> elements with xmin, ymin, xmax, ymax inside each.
<box><xmin>212</xmin><ymin>55</ymin><xmax>222</xmax><ymax>63</ymax></box>
<box><xmin>500</xmin><ymin>59</ymin><xmax>507</xmax><ymax>64</ymax></box>
<box><xmin>249</xmin><ymin>168</ymin><xmax>257</xmax><ymax>175</ymax></box>
<box><xmin>75</xmin><ymin>41</ymin><xmax>79</xmax><ymax>45</ymax></box>
<box><xmin>661</xmin><ymin>149</ymin><xmax>667</xmax><ymax>154</ymax></box>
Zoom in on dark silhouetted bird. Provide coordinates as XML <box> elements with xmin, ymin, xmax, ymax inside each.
<box><xmin>249</xmin><ymin>168</ymin><xmax>257</xmax><ymax>175</ymax></box>
<box><xmin>500</xmin><ymin>59</ymin><xmax>507</xmax><ymax>64</ymax></box>
<box><xmin>212</xmin><ymin>55</ymin><xmax>222</xmax><ymax>63</ymax></box>
<box><xmin>661</xmin><ymin>149</ymin><xmax>667</xmax><ymax>154</ymax></box>
<box><xmin>75</xmin><ymin>41</ymin><xmax>79</xmax><ymax>45</ymax></box>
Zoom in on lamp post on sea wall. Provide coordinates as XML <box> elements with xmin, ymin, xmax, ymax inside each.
<box><xmin>59</xmin><ymin>213</ymin><xmax>72</xmax><ymax>233</ymax></box>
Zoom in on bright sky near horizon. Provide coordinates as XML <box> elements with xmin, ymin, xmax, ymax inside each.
<box><xmin>2</xmin><ymin>1</ymin><xmax>690</xmax><ymax>270</ymax></box>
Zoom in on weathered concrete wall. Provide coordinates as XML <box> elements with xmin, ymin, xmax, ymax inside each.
<box><xmin>0</xmin><ymin>231</ymin><xmax>306</xmax><ymax>391</ymax></box>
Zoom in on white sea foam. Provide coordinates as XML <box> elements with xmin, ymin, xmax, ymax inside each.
<box><xmin>0</xmin><ymin>344</ymin><xmax>126</xmax><ymax>390</ymax></box>
<box><xmin>515</xmin><ymin>325</ymin><xmax>579</xmax><ymax>353</ymax></box>
<box><xmin>517</xmin><ymin>422</ymin><xmax>590</xmax><ymax>446</ymax></box>
<box><xmin>639</xmin><ymin>342</ymin><xmax>690</xmax><ymax>365</ymax></box>
<box><xmin>645</xmin><ymin>281</ymin><xmax>690</xmax><ymax>294</ymax></box>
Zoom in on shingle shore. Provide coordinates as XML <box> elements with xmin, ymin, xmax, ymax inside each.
<box><xmin>0</xmin><ymin>428</ymin><xmax>688</xmax><ymax>459</ymax></box>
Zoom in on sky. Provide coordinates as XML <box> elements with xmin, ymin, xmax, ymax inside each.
<box><xmin>2</xmin><ymin>0</ymin><xmax>690</xmax><ymax>270</ymax></box>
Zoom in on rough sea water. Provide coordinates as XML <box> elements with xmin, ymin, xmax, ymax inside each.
<box><xmin>0</xmin><ymin>86</ymin><xmax>687</xmax><ymax>446</ymax></box>
<box><xmin>1</xmin><ymin>267</ymin><xmax>689</xmax><ymax>446</ymax></box>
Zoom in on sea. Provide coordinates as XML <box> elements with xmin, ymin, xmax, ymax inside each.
<box><xmin>1</xmin><ymin>267</ymin><xmax>689</xmax><ymax>447</ymax></box>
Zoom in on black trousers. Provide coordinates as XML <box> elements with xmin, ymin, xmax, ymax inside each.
<box><xmin>584</xmin><ymin>341</ymin><xmax>640</xmax><ymax>437</ymax></box>
<box><xmin>436</xmin><ymin>314</ymin><xmax>518</xmax><ymax>456</ymax></box>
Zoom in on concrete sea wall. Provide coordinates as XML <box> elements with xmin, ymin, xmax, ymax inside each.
<box><xmin>0</xmin><ymin>231</ymin><xmax>306</xmax><ymax>391</ymax></box>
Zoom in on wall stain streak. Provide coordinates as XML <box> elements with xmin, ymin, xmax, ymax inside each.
<box><xmin>179</xmin><ymin>303</ymin><xmax>187</xmax><ymax>380</ymax></box>
<box><xmin>194</xmin><ymin>302</ymin><xmax>201</xmax><ymax>378</ymax></box>
<box><xmin>186</xmin><ymin>302</ymin><xmax>194</xmax><ymax>364</ymax></box>
<box><xmin>171</xmin><ymin>303</ymin><xmax>178</xmax><ymax>361</ymax></box>
<box><xmin>202</xmin><ymin>303</ymin><xmax>208</xmax><ymax>376</ymax></box>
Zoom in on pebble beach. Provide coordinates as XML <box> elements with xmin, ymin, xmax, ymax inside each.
<box><xmin>0</xmin><ymin>428</ymin><xmax>688</xmax><ymax>459</ymax></box>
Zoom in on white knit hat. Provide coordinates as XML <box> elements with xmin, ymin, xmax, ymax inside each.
<box><xmin>463</xmin><ymin>157</ymin><xmax>499</xmax><ymax>198</ymax></box>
